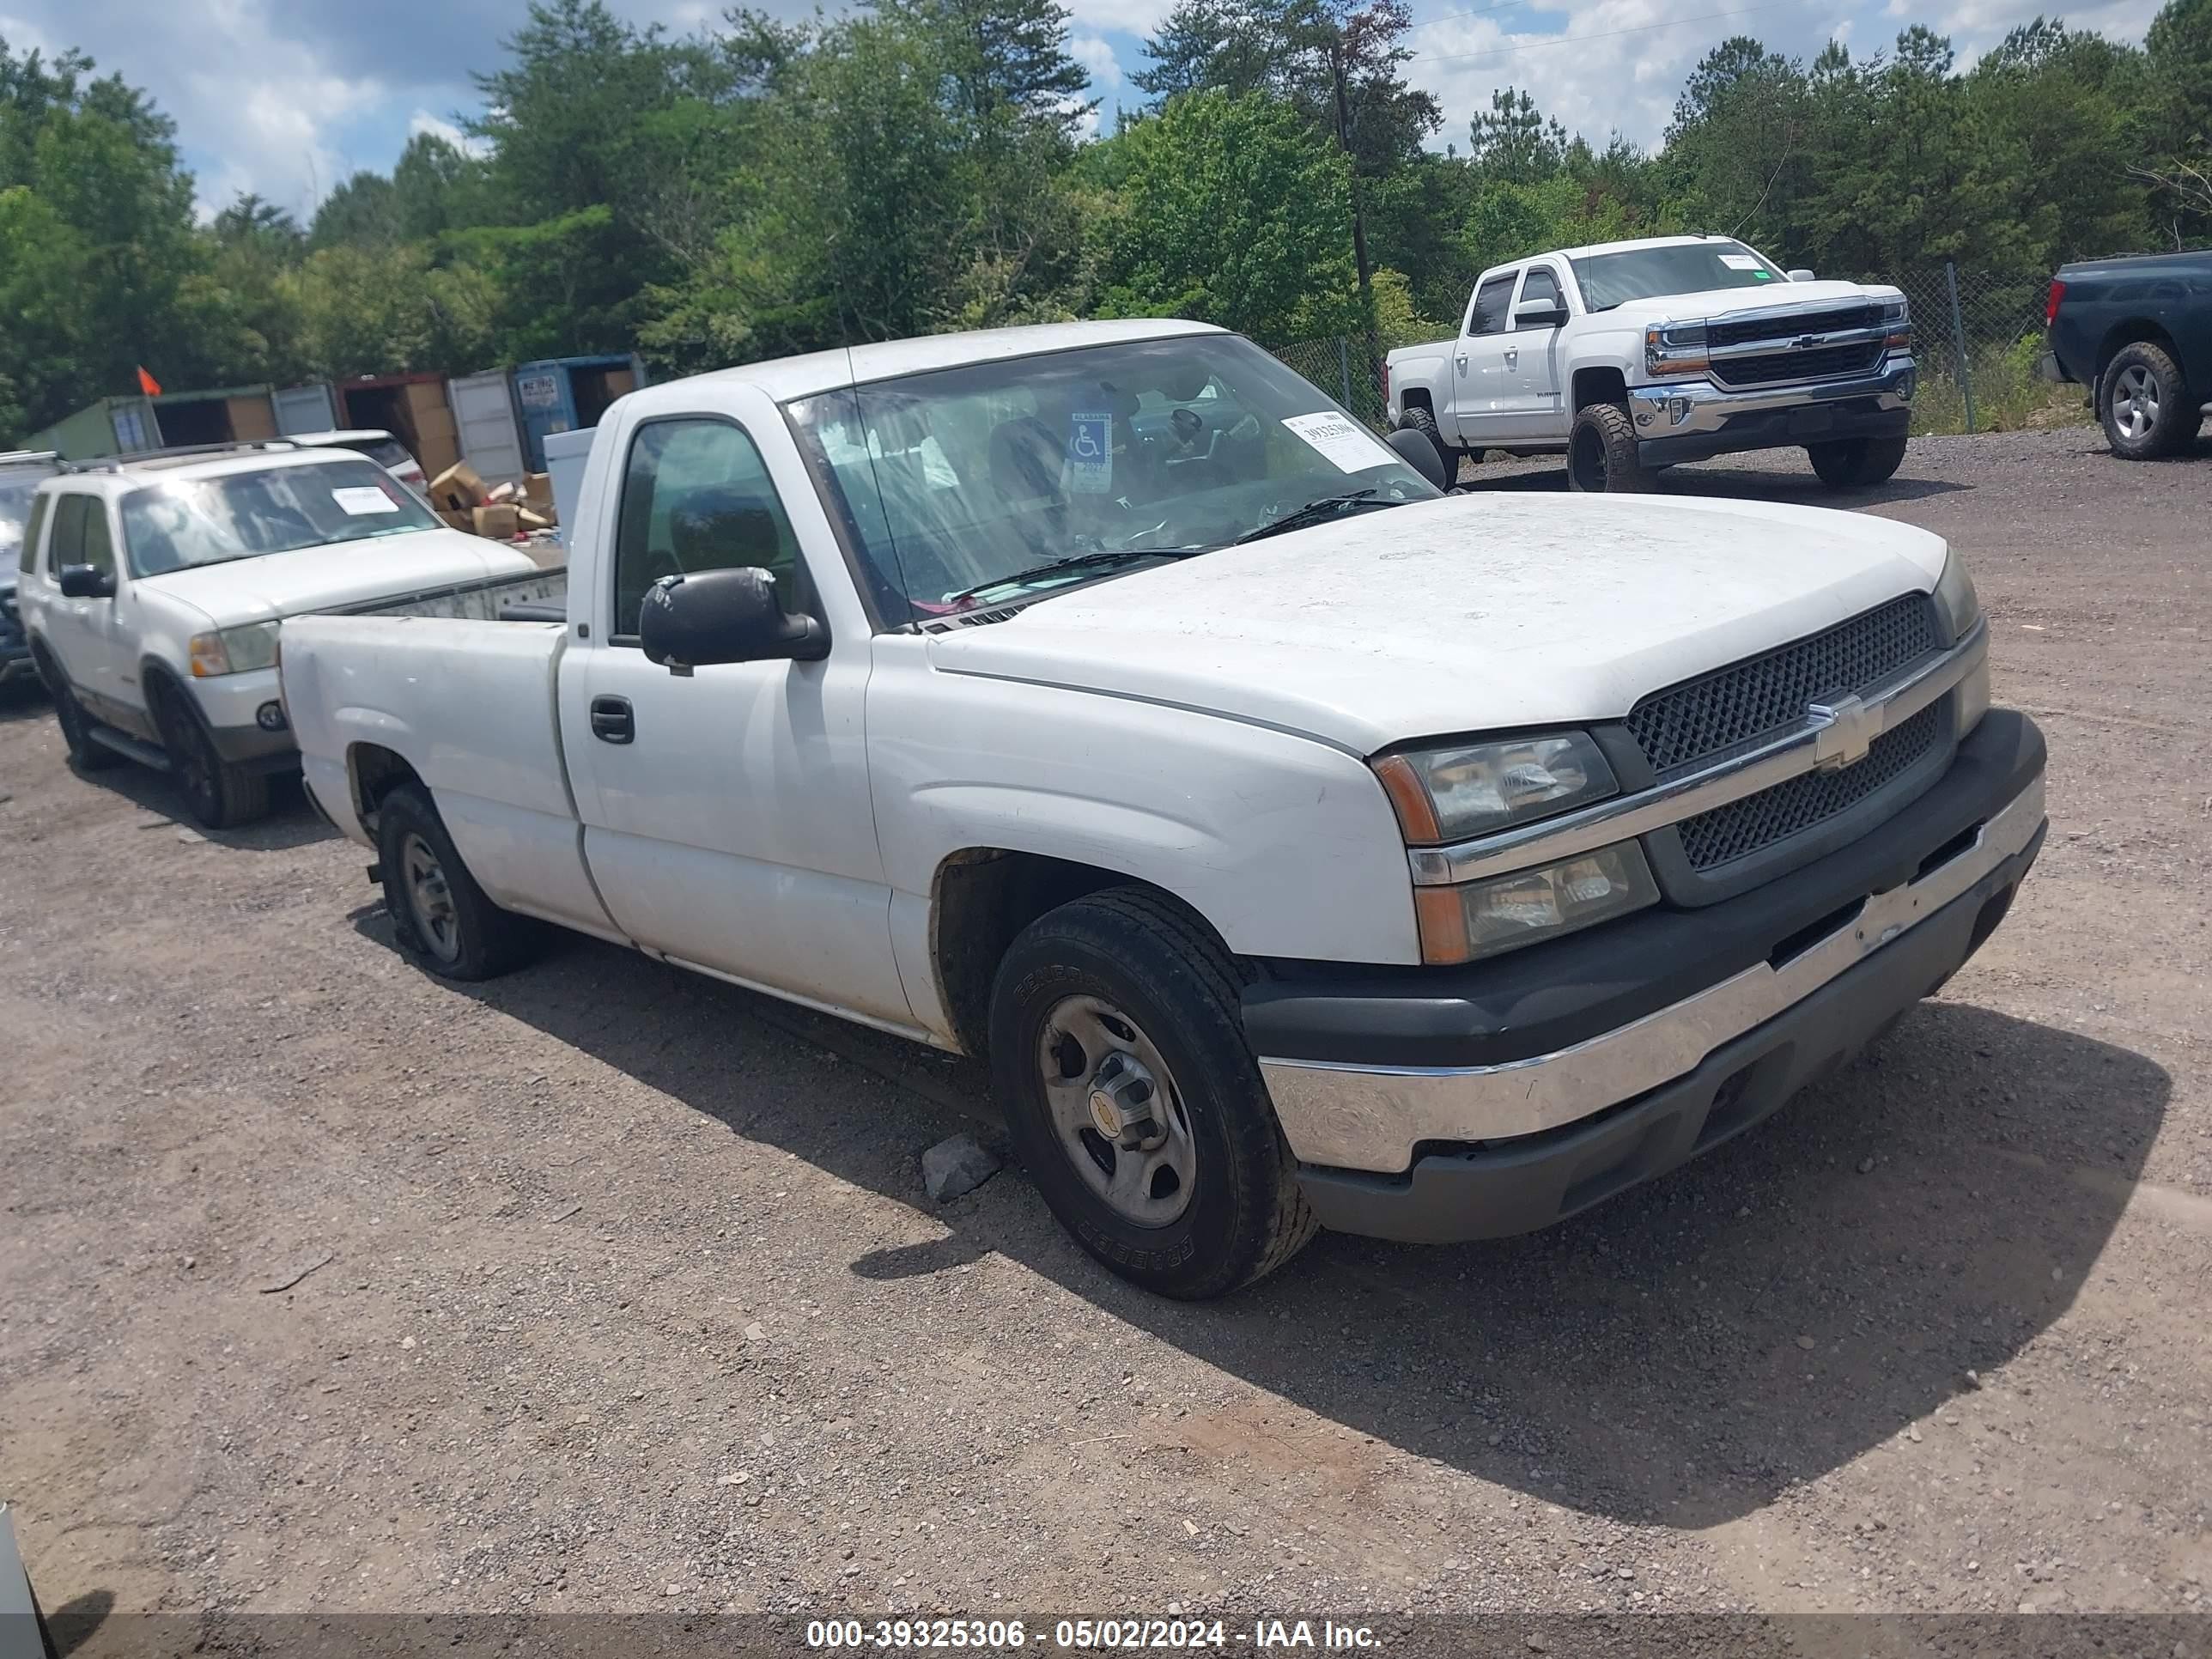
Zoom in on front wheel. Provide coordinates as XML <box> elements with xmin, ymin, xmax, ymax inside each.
<box><xmin>150</xmin><ymin>682</ymin><xmax>269</xmax><ymax>828</ymax></box>
<box><xmin>1397</xmin><ymin>404</ymin><xmax>1458</xmax><ymax>483</ymax></box>
<box><xmin>1808</xmin><ymin>434</ymin><xmax>1909</xmax><ymax>489</ymax></box>
<box><xmin>1568</xmin><ymin>402</ymin><xmax>1650</xmax><ymax>492</ymax></box>
<box><xmin>988</xmin><ymin>888</ymin><xmax>1317</xmax><ymax>1299</ymax></box>
<box><xmin>375</xmin><ymin>784</ymin><xmax>538</xmax><ymax>981</ymax></box>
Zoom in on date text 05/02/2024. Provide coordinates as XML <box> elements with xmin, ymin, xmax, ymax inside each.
<box><xmin>804</xmin><ymin>1619</ymin><xmax>1382</xmax><ymax>1650</ymax></box>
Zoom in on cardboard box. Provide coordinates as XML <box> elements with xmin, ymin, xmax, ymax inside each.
<box><xmin>472</xmin><ymin>503</ymin><xmax>520</xmax><ymax>539</ymax></box>
<box><xmin>428</xmin><ymin>461</ymin><xmax>488</xmax><ymax>512</ymax></box>
<box><xmin>516</xmin><ymin>506</ymin><xmax>555</xmax><ymax>533</ymax></box>
<box><xmin>487</xmin><ymin>479</ymin><xmax>519</xmax><ymax>504</ymax></box>
<box><xmin>435</xmin><ymin>508</ymin><xmax>473</xmax><ymax>535</ymax></box>
<box><xmin>521</xmin><ymin>472</ymin><xmax>555</xmax><ymax>513</ymax></box>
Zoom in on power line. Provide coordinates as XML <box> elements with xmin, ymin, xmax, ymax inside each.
<box><xmin>1408</xmin><ymin>0</ymin><xmax>1800</xmax><ymax>65</ymax></box>
<box><xmin>1402</xmin><ymin>0</ymin><xmax>1545</xmax><ymax>36</ymax></box>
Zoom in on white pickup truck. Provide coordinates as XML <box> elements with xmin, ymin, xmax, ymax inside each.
<box><xmin>1385</xmin><ymin>234</ymin><xmax>1917</xmax><ymax>491</ymax></box>
<box><xmin>280</xmin><ymin>319</ymin><xmax>2045</xmax><ymax>1298</ymax></box>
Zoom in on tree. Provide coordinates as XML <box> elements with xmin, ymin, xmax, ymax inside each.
<box><xmin>1467</xmin><ymin>88</ymin><xmax>1566</xmax><ymax>185</ymax></box>
<box><xmin>1095</xmin><ymin>89</ymin><xmax>1358</xmax><ymax>341</ymax></box>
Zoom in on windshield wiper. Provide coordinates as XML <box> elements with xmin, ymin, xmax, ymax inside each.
<box><xmin>1231</xmin><ymin>489</ymin><xmax>1390</xmax><ymax>546</ymax></box>
<box><xmin>945</xmin><ymin>547</ymin><xmax>1198</xmax><ymax>608</ymax></box>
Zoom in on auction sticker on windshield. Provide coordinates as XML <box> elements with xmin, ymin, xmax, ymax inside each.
<box><xmin>1068</xmin><ymin>411</ymin><xmax>1113</xmax><ymax>493</ymax></box>
<box><xmin>1282</xmin><ymin>411</ymin><xmax>1395</xmax><ymax>473</ymax></box>
<box><xmin>331</xmin><ymin>486</ymin><xmax>404</xmax><ymax>515</ymax></box>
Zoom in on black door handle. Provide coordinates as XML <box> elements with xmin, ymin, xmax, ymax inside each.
<box><xmin>590</xmin><ymin>696</ymin><xmax>635</xmax><ymax>744</ymax></box>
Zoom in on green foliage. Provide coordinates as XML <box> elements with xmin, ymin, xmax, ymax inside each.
<box><xmin>1095</xmin><ymin>90</ymin><xmax>1360</xmax><ymax>342</ymax></box>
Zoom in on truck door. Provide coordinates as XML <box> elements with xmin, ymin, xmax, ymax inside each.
<box><xmin>1506</xmin><ymin>264</ymin><xmax>1570</xmax><ymax>434</ymax></box>
<box><xmin>557</xmin><ymin>401</ymin><xmax>915</xmax><ymax>1029</ymax></box>
<box><xmin>1447</xmin><ymin>270</ymin><xmax>1522</xmax><ymax>450</ymax></box>
<box><xmin>39</xmin><ymin>492</ymin><xmax>139</xmax><ymax>728</ymax></box>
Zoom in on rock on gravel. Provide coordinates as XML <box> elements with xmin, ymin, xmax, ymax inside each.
<box><xmin>921</xmin><ymin>1132</ymin><xmax>1002</xmax><ymax>1200</ymax></box>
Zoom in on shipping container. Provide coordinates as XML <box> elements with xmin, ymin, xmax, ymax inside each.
<box><xmin>447</xmin><ymin>370</ymin><xmax>529</xmax><ymax>484</ymax></box>
<box><xmin>512</xmin><ymin>354</ymin><xmax>646</xmax><ymax>471</ymax></box>
<box><xmin>149</xmin><ymin>384</ymin><xmax>278</xmax><ymax>447</ymax></box>
<box><xmin>273</xmin><ymin>383</ymin><xmax>339</xmax><ymax>435</ymax></box>
<box><xmin>332</xmin><ymin>373</ymin><xmax>463</xmax><ymax>481</ymax></box>
<box><xmin>31</xmin><ymin>395</ymin><xmax>159</xmax><ymax>459</ymax></box>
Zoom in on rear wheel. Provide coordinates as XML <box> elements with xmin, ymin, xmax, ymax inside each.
<box><xmin>1808</xmin><ymin>434</ymin><xmax>1909</xmax><ymax>489</ymax></box>
<box><xmin>149</xmin><ymin>682</ymin><xmax>269</xmax><ymax>828</ymax></box>
<box><xmin>1397</xmin><ymin>404</ymin><xmax>1459</xmax><ymax>483</ymax></box>
<box><xmin>2099</xmin><ymin>343</ymin><xmax>2198</xmax><ymax>459</ymax></box>
<box><xmin>988</xmin><ymin>888</ymin><xmax>1317</xmax><ymax>1299</ymax></box>
<box><xmin>37</xmin><ymin>650</ymin><xmax>118</xmax><ymax>773</ymax></box>
<box><xmin>1568</xmin><ymin>402</ymin><xmax>1650</xmax><ymax>493</ymax></box>
<box><xmin>376</xmin><ymin>783</ymin><xmax>537</xmax><ymax>981</ymax></box>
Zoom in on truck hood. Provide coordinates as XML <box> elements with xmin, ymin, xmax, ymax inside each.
<box><xmin>1596</xmin><ymin>278</ymin><xmax>1901</xmax><ymax>325</ymax></box>
<box><xmin>136</xmin><ymin>529</ymin><xmax>540</xmax><ymax>625</ymax></box>
<box><xmin>921</xmin><ymin>493</ymin><xmax>1948</xmax><ymax>754</ymax></box>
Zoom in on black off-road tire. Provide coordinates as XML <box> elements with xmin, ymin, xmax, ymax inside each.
<box><xmin>1568</xmin><ymin>401</ymin><xmax>1650</xmax><ymax>492</ymax></box>
<box><xmin>35</xmin><ymin>646</ymin><xmax>119</xmax><ymax>773</ymax></box>
<box><xmin>2098</xmin><ymin>342</ymin><xmax>2199</xmax><ymax>460</ymax></box>
<box><xmin>149</xmin><ymin>678</ymin><xmax>270</xmax><ymax>829</ymax></box>
<box><xmin>376</xmin><ymin>783</ymin><xmax>538</xmax><ymax>982</ymax></box>
<box><xmin>1808</xmin><ymin>434</ymin><xmax>1910</xmax><ymax>489</ymax></box>
<box><xmin>1397</xmin><ymin>404</ymin><xmax>1460</xmax><ymax>482</ymax></box>
<box><xmin>988</xmin><ymin>887</ymin><xmax>1318</xmax><ymax>1299</ymax></box>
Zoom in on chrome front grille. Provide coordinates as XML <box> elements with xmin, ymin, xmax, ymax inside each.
<box><xmin>1676</xmin><ymin>702</ymin><xmax>1942</xmax><ymax>870</ymax></box>
<box><xmin>1711</xmin><ymin>341</ymin><xmax>1886</xmax><ymax>388</ymax></box>
<box><xmin>1626</xmin><ymin>595</ymin><xmax>1942</xmax><ymax>778</ymax></box>
<box><xmin>1707</xmin><ymin>304</ymin><xmax>1879</xmax><ymax>349</ymax></box>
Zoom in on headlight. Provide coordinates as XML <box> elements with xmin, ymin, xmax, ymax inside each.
<box><xmin>1374</xmin><ymin>732</ymin><xmax>1617</xmax><ymax>843</ymax></box>
<box><xmin>188</xmin><ymin>621</ymin><xmax>281</xmax><ymax>678</ymax></box>
<box><xmin>1644</xmin><ymin>321</ymin><xmax>1710</xmax><ymax>378</ymax></box>
<box><xmin>1413</xmin><ymin>842</ymin><xmax>1660</xmax><ymax>965</ymax></box>
<box><xmin>1931</xmin><ymin>550</ymin><xmax>1979</xmax><ymax>642</ymax></box>
<box><xmin>1880</xmin><ymin>297</ymin><xmax>1911</xmax><ymax>348</ymax></box>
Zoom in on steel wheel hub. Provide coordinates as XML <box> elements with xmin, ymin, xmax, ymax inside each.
<box><xmin>1039</xmin><ymin>994</ymin><xmax>1195</xmax><ymax>1228</ymax></box>
<box><xmin>2114</xmin><ymin>365</ymin><xmax>2158</xmax><ymax>439</ymax></box>
<box><xmin>401</xmin><ymin>832</ymin><xmax>462</xmax><ymax>963</ymax></box>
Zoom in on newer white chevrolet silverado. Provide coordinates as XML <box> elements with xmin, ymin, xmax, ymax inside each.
<box><xmin>1385</xmin><ymin>235</ymin><xmax>1917</xmax><ymax>491</ymax></box>
<box><xmin>279</xmin><ymin>319</ymin><xmax>2045</xmax><ymax>1298</ymax></box>
<box><xmin>16</xmin><ymin>443</ymin><xmax>562</xmax><ymax>829</ymax></box>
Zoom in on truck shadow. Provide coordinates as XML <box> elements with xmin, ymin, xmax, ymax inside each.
<box><xmin>407</xmin><ymin>917</ymin><xmax>2166</xmax><ymax>1530</ymax></box>
<box><xmin>72</xmin><ymin>762</ymin><xmax>339</xmax><ymax>854</ymax></box>
<box><xmin>1457</xmin><ymin>460</ymin><xmax>1970</xmax><ymax>507</ymax></box>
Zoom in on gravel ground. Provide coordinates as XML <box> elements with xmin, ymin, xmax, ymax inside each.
<box><xmin>3</xmin><ymin>428</ymin><xmax>2209</xmax><ymax>1636</ymax></box>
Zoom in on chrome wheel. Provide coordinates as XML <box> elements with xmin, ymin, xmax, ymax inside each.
<box><xmin>1036</xmin><ymin>994</ymin><xmax>1196</xmax><ymax>1228</ymax></box>
<box><xmin>2112</xmin><ymin>364</ymin><xmax>2159</xmax><ymax>440</ymax></box>
<box><xmin>401</xmin><ymin>831</ymin><xmax>462</xmax><ymax>963</ymax></box>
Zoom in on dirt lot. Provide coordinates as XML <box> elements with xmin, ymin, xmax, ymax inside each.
<box><xmin>3</xmin><ymin>428</ymin><xmax>2209</xmax><ymax>1635</ymax></box>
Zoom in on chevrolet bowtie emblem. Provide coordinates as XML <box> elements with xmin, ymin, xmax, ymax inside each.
<box><xmin>1808</xmin><ymin>696</ymin><xmax>1876</xmax><ymax>770</ymax></box>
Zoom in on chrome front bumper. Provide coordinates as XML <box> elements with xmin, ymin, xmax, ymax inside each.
<box><xmin>1260</xmin><ymin>768</ymin><xmax>2044</xmax><ymax>1175</ymax></box>
<box><xmin>1627</xmin><ymin>352</ymin><xmax>1917</xmax><ymax>440</ymax></box>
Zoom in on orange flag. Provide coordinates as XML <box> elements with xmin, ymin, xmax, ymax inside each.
<box><xmin>137</xmin><ymin>366</ymin><xmax>162</xmax><ymax>397</ymax></box>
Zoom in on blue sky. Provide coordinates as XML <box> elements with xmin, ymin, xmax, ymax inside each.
<box><xmin>0</xmin><ymin>0</ymin><xmax>2169</xmax><ymax>222</ymax></box>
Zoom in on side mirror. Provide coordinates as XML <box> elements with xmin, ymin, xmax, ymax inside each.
<box><xmin>1786</xmin><ymin>268</ymin><xmax>1817</xmax><ymax>283</ymax></box>
<box><xmin>639</xmin><ymin>567</ymin><xmax>828</xmax><ymax>674</ymax></box>
<box><xmin>58</xmin><ymin>564</ymin><xmax>115</xmax><ymax>599</ymax></box>
<box><xmin>1387</xmin><ymin>427</ymin><xmax>1450</xmax><ymax>491</ymax></box>
<box><xmin>1511</xmin><ymin>300</ymin><xmax>1569</xmax><ymax>329</ymax></box>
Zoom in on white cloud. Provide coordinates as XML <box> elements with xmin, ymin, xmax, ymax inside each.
<box><xmin>1070</xmin><ymin>32</ymin><xmax>1123</xmax><ymax>89</ymax></box>
<box><xmin>407</xmin><ymin>108</ymin><xmax>489</xmax><ymax>158</ymax></box>
<box><xmin>1061</xmin><ymin>0</ymin><xmax>1177</xmax><ymax>44</ymax></box>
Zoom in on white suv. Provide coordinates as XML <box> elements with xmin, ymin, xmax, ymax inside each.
<box><xmin>17</xmin><ymin>442</ymin><xmax>556</xmax><ymax>828</ymax></box>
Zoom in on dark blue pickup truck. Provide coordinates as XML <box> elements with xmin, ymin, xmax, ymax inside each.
<box><xmin>2040</xmin><ymin>248</ymin><xmax>2212</xmax><ymax>459</ymax></box>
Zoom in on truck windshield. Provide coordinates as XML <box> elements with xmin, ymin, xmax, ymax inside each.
<box><xmin>1570</xmin><ymin>240</ymin><xmax>1785</xmax><ymax>312</ymax></box>
<box><xmin>119</xmin><ymin>459</ymin><xmax>441</xmax><ymax>578</ymax></box>
<box><xmin>785</xmin><ymin>333</ymin><xmax>1437</xmax><ymax>623</ymax></box>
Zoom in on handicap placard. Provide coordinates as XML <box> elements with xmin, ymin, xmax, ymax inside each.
<box><xmin>1068</xmin><ymin>411</ymin><xmax>1113</xmax><ymax>493</ymax></box>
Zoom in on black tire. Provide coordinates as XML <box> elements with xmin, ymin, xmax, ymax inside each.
<box><xmin>2098</xmin><ymin>342</ymin><xmax>2198</xmax><ymax>459</ymax></box>
<box><xmin>34</xmin><ymin>647</ymin><xmax>119</xmax><ymax>773</ymax></box>
<box><xmin>1568</xmin><ymin>401</ymin><xmax>1650</xmax><ymax>492</ymax></box>
<box><xmin>149</xmin><ymin>679</ymin><xmax>270</xmax><ymax>829</ymax></box>
<box><xmin>376</xmin><ymin>784</ymin><xmax>538</xmax><ymax>981</ymax></box>
<box><xmin>1808</xmin><ymin>434</ymin><xmax>1910</xmax><ymax>489</ymax></box>
<box><xmin>1397</xmin><ymin>404</ymin><xmax>1459</xmax><ymax>482</ymax></box>
<box><xmin>988</xmin><ymin>887</ymin><xmax>1318</xmax><ymax>1299</ymax></box>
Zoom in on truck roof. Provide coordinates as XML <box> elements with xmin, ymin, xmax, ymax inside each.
<box><xmin>1540</xmin><ymin>233</ymin><xmax>1752</xmax><ymax>264</ymax></box>
<box><xmin>675</xmin><ymin>318</ymin><xmax>1228</xmax><ymax>405</ymax></box>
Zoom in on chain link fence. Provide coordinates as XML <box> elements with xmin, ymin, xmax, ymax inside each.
<box><xmin>1273</xmin><ymin>260</ymin><xmax>2096</xmax><ymax>441</ymax></box>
